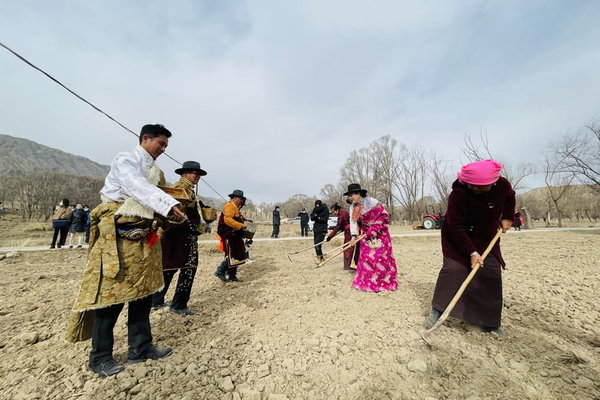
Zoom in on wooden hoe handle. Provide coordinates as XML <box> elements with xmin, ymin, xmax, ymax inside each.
<box><xmin>421</xmin><ymin>228</ymin><xmax>503</xmax><ymax>344</ymax></box>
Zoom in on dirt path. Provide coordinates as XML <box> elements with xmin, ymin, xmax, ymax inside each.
<box><xmin>0</xmin><ymin>229</ymin><xmax>598</xmax><ymax>400</ymax></box>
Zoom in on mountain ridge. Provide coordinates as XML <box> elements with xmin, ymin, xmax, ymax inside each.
<box><xmin>0</xmin><ymin>133</ymin><xmax>110</xmax><ymax>178</ymax></box>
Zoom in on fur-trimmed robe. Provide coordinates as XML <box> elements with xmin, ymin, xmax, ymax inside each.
<box><xmin>65</xmin><ymin>166</ymin><xmax>169</xmax><ymax>343</ymax></box>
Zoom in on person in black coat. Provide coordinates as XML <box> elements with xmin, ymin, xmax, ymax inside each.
<box><xmin>298</xmin><ymin>208</ymin><xmax>309</xmax><ymax>237</ymax></box>
<box><xmin>271</xmin><ymin>206</ymin><xmax>281</xmax><ymax>238</ymax></box>
<box><xmin>67</xmin><ymin>203</ymin><xmax>87</xmax><ymax>248</ymax></box>
<box><xmin>310</xmin><ymin>200</ymin><xmax>329</xmax><ymax>263</ymax></box>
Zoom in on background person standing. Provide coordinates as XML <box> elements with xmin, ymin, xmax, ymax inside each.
<box><xmin>310</xmin><ymin>200</ymin><xmax>329</xmax><ymax>264</ymax></box>
<box><xmin>67</xmin><ymin>203</ymin><xmax>87</xmax><ymax>248</ymax></box>
<box><xmin>271</xmin><ymin>206</ymin><xmax>281</xmax><ymax>238</ymax></box>
<box><xmin>50</xmin><ymin>199</ymin><xmax>73</xmax><ymax>249</ymax></box>
<box><xmin>83</xmin><ymin>205</ymin><xmax>91</xmax><ymax>244</ymax></box>
<box><xmin>298</xmin><ymin>208</ymin><xmax>309</xmax><ymax>237</ymax></box>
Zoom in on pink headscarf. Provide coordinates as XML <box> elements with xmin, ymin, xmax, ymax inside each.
<box><xmin>457</xmin><ymin>159</ymin><xmax>502</xmax><ymax>185</ymax></box>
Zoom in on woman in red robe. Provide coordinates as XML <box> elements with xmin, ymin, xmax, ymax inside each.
<box><xmin>426</xmin><ymin>160</ymin><xmax>515</xmax><ymax>334</ymax></box>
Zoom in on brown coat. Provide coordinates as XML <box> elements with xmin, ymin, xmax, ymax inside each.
<box><xmin>52</xmin><ymin>205</ymin><xmax>73</xmax><ymax>220</ymax></box>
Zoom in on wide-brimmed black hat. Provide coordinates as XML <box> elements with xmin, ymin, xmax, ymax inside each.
<box><xmin>228</xmin><ymin>189</ymin><xmax>246</xmax><ymax>200</ymax></box>
<box><xmin>175</xmin><ymin>161</ymin><xmax>207</xmax><ymax>176</ymax></box>
<box><xmin>343</xmin><ymin>183</ymin><xmax>367</xmax><ymax>196</ymax></box>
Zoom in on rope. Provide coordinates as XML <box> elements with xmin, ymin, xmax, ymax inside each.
<box><xmin>0</xmin><ymin>41</ymin><xmax>227</xmax><ymax>200</ymax></box>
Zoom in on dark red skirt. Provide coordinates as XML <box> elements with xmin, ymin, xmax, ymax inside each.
<box><xmin>431</xmin><ymin>255</ymin><xmax>503</xmax><ymax>328</ymax></box>
<box><xmin>224</xmin><ymin>234</ymin><xmax>247</xmax><ymax>267</ymax></box>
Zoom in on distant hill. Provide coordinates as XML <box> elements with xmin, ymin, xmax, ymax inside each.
<box><xmin>0</xmin><ymin>134</ymin><xmax>109</xmax><ymax>177</ymax></box>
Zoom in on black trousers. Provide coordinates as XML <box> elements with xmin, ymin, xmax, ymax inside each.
<box><xmin>314</xmin><ymin>230</ymin><xmax>326</xmax><ymax>256</ymax></box>
<box><xmin>51</xmin><ymin>225</ymin><xmax>69</xmax><ymax>247</ymax></box>
<box><xmin>300</xmin><ymin>223</ymin><xmax>309</xmax><ymax>237</ymax></box>
<box><xmin>271</xmin><ymin>224</ymin><xmax>280</xmax><ymax>238</ymax></box>
<box><xmin>89</xmin><ymin>295</ymin><xmax>153</xmax><ymax>366</ymax></box>
<box><xmin>152</xmin><ymin>268</ymin><xmax>197</xmax><ymax>310</ymax></box>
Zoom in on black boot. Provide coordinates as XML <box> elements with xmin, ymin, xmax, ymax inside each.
<box><xmin>213</xmin><ymin>259</ymin><xmax>228</xmax><ymax>282</ymax></box>
<box><xmin>228</xmin><ymin>267</ymin><xmax>243</xmax><ymax>282</ymax></box>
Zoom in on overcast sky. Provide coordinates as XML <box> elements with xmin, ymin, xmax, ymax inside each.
<box><xmin>1</xmin><ymin>1</ymin><xmax>599</xmax><ymax>203</ymax></box>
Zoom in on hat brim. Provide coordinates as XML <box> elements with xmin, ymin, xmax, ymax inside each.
<box><xmin>175</xmin><ymin>168</ymin><xmax>207</xmax><ymax>176</ymax></box>
<box><xmin>343</xmin><ymin>189</ymin><xmax>367</xmax><ymax>196</ymax></box>
<box><xmin>228</xmin><ymin>193</ymin><xmax>246</xmax><ymax>200</ymax></box>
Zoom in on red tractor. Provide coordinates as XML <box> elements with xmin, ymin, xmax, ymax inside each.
<box><xmin>417</xmin><ymin>206</ymin><xmax>445</xmax><ymax>230</ymax></box>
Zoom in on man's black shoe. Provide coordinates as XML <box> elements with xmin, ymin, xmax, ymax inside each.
<box><xmin>128</xmin><ymin>345</ymin><xmax>172</xmax><ymax>364</ymax></box>
<box><xmin>169</xmin><ymin>307</ymin><xmax>195</xmax><ymax>316</ymax></box>
<box><xmin>89</xmin><ymin>359</ymin><xmax>125</xmax><ymax>378</ymax></box>
<box><xmin>228</xmin><ymin>276</ymin><xmax>243</xmax><ymax>283</ymax></box>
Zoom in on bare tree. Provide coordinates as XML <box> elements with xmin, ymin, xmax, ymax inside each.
<box><xmin>4</xmin><ymin>173</ymin><xmax>103</xmax><ymax>220</ymax></box>
<box><xmin>339</xmin><ymin>147</ymin><xmax>373</xmax><ymax>190</ymax></box>
<box><xmin>278</xmin><ymin>194</ymin><xmax>317</xmax><ymax>219</ymax></box>
<box><xmin>319</xmin><ymin>184</ymin><xmax>345</xmax><ymax>209</ymax></box>
<box><xmin>427</xmin><ymin>152</ymin><xmax>454</xmax><ymax>210</ymax></box>
<box><xmin>553</xmin><ymin>121</ymin><xmax>600</xmax><ymax>193</ymax></box>
<box><xmin>368</xmin><ymin>135</ymin><xmax>399</xmax><ymax>220</ymax></box>
<box><xmin>543</xmin><ymin>153</ymin><xmax>575</xmax><ymax>227</ymax></box>
<box><xmin>392</xmin><ymin>145</ymin><xmax>428</xmax><ymax>222</ymax></box>
<box><xmin>462</xmin><ymin>132</ymin><xmax>536</xmax><ymax>192</ymax></box>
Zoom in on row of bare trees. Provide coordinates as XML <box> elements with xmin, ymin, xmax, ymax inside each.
<box><xmin>318</xmin><ymin>135</ymin><xmax>454</xmax><ymax>222</ymax></box>
<box><xmin>542</xmin><ymin>122</ymin><xmax>600</xmax><ymax>226</ymax></box>
<box><xmin>0</xmin><ymin>173</ymin><xmax>104</xmax><ymax>220</ymax></box>
<box><xmin>317</xmin><ymin>120</ymin><xmax>599</xmax><ymax>226</ymax></box>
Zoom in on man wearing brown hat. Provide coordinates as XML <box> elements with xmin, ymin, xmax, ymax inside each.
<box><xmin>152</xmin><ymin>161</ymin><xmax>207</xmax><ymax>315</ymax></box>
<box><xmin>214</xmin><ymin>189</ymin><xmax>249</xmax><ymax>282</ymax></box>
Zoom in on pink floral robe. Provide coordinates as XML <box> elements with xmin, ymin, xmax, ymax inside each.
<box><xmin>351</xmin><ymin>202</ymin><xmax>398</xmax><ymax>292</ymax></box>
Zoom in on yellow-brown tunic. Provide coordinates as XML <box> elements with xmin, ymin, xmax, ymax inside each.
<box><xmin>65</xmin><ymin>202</ymin><xmax>164</xmax><ymax>343</ymax></box>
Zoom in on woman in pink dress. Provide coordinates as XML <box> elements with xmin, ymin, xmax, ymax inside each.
<box><xmin>345</xmin><ymin>183</ymin><xmax>398</xmax><ymax>292</ymax></box>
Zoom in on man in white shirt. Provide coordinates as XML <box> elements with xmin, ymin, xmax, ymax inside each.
<box><xmin>66</xmin><ymin>124</ymin><xmax>185</xmax><ymax>378</ymax></box>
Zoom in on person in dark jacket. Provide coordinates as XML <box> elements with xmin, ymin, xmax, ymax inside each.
<box><xmin>425</xmin><ymin>159</ymin><xmax>515</xmax><ymax>335</ymax></box>
<box><xmin>152</xmin><ymin>161</ymin><xmax>207</xmax><ymax>315</ymax></box>
<box><xmin>83</xmin><ymin>205</ymin><xmax>91</xmax><ymax>244</ymax></box>
<box><xmin>298</xmin><ymin>208</ymin><xmax>309</xmax><ymax>237</ymax></box>
<box><xmin>271</xmin><ymin>206</ymin><xmax>281</xmax><ymax>238</ymax></box>
<box><xmin>513</xmin><ymin>211</ymin><xmax>523</xmax><ymax>231</ymax></box>
<box><xmin>67</xmin><ymin>203</ymin><xmax>87</xmax><ymax>248</ymax></box>
<box><xmin>327</xmin><ymin>203</ymin><xmax>358</xmax><ymax>270</ymax></box>
<box><xmin>310</xmin><ymin>200</ymin><xmax>329</xmax><ymax>264</ymax></box>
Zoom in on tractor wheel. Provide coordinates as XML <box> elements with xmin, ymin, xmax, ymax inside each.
<box><xmin>423</xmin><ymin>217</ymin><xmax>435</xmax><ymax>230</ymax></box>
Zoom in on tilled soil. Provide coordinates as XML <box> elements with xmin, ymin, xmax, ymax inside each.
<box><xmin>0</xmin><ymin>227</ymin><xmax>599</xmax><ymax>400</ymax></box>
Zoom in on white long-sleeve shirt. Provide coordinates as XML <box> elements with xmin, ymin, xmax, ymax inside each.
<box><xmin>349</xmin><ymin>197</ymin><xmax>380</xmax><ymax>236</ymax></box>
<box><xmin>101</xmin><ymin>145</ymin><xmax>178</xmax><ymax>217</ymax></box>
